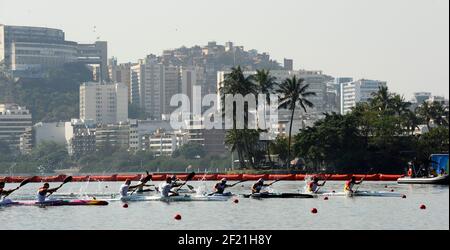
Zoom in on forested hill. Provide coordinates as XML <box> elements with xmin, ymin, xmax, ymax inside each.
<box><xmin>0</xmin><ymin>63</ymin><xmax>92</xmax><ymax>123</ymax></box>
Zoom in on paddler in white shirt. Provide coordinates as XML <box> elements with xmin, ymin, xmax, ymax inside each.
<box><xmin>37</xmin><ymin>183</ymin><xmax>60</xmax><ymax>202</ymax></box>
<box><xmin>119</xmin><ymin>179</ymin><xmax>140</xmax><ymax>197</ymax></box>
<box><xmin>306</xmin><ymin>176</ymin><xmax>326</xmax><ymax>194</ymax></box>
<box><xmin>160</xmin><ymin>177</ymin><xmax>178</xmax><ymax>197</ymax></box>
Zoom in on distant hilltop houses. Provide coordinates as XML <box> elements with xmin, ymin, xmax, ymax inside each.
<box><xmin>0</xmin><ymin>24</ymin><xmax>448</xmax><ymax>159</ymax></box>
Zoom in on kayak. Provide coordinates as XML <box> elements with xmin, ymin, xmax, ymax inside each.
<box><xmin>320</xmin><ymin>191</ymin><xmax>404</xmax><ymax>198</ymax></box>
<box><xmin>242</xmin><ymin>193</ymin><xmax>314</xmax><ymax>199</ymax></box>
<box><xmin>0</xmin><ymin>199</ymin><xmax>109</xmax><ymax>207</ymax></box>
<box><xmin>397</xmin><ymin>175</ymin><xmax>449</xmax><ymax>185</ymax></box>
<box><xmin>119</xmin><ymin>194</ymin><xmax>231</xmax><ymax>202</ymax></box>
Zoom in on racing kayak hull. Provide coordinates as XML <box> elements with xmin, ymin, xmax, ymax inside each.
<box><xmin>0</xmin><ymin>199</ymin><xmax>108</xmax><ymax>207</ymax></box>
<box><xmin>120</xmin><ymin>194</ymin><xmax>231</xmax><ymax>202</ymax></box>
<box><xmin>397</xmin><ymin>175</ymin><xmax>449</xmax><ymax>185</ymax></box>
<box><xmin>320</xmin><ymin>191</ymin><xmax>404</xmax><ymax>197</ymax></box>
<box><xmin>242</xmin><ymin>193</ymin><xmax>314</xmax><ymax>199</ymax></box>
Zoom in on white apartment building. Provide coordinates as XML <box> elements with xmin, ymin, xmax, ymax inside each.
<box><xmin>130</xmin><ymin>55</ymin><xmax>180</xmax><ymax>120</ymax></box>
<box><xmin>0</xmin><ymin>103</ymin><xmax>32</xmax><ymax>150</ymax></box>
<box><xmin>340</xmin><ymin>79</ymin><xmax>387</xmax><ymax>114</ymax></box>
<box><xmin>33</xmin><ymin>122</ymin><xmax>67</xmax><ymax>145</ymax></box>
<box><xmin>80</xmin><ymin>82</ymin><xmax>128</xmax><ymax>124</ymax></box>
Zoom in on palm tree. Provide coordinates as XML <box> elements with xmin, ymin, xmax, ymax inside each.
<box><xmin>391</xmin><ymin>94</ymin><xmax>411</xmax><ymax>116</ymax></box>
<box><xmin>220</xmin><ymin>66</ymin><xmax>258</xmax><ymax>168</ymax></box>
<box><xmin>370</xmin><ymin>86</ymin><xmax>392</xmax><ymax>113</ymax></box>
<box><xmin>254</xmin><ymin>69</ymin><xmax>277</xmax><ymax>167</ymax></box>
<box><xmin>277</xmin><ymin>76</ymin><xmax>316</xmax><ymax>168</ymax></box>
<box><xmin>416</xmin><ymin>101</ymin><xmax>434</xmax><ymax>131</ymax></box>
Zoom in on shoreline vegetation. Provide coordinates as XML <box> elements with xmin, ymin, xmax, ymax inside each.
<box><xmin>1</xmin><ymin>65</ymin><xmax>449</xmax><ymax>175</ymax></box>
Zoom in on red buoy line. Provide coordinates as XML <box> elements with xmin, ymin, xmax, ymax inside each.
<box><xmin>0</xmin><ymin>173</ymin><xmax>404</xmax><ymax>183</ymax></box>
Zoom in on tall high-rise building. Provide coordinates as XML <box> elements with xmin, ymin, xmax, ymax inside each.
<box><xmin>79</xmin><ymin>82</ymin><xmax>128</xmax><ymax>124</ymax></box>
<box><xmin>108</xmin><ymin>58</ymin><xmax>132</xmax><ymax>101</ymax></box>
<box><xmin>340</xmin><ymin>79</ymin><xmax>387</xmax><ymax>114</ymax></box>
<box><xmin>284</xmin><ymin>59</ymin><xmax>293</xmax><ymax>71</ymax></box>
<box><xmin>0</xmin><ymin>24</ymin><xmax>108</xmax><ymax>80</ymax></box>
<box><xmin>0</xmin><ymin>103</ymin><xmax>32</xmax><ymax>150</ymax></box>
<box><xmin>181</xmin><ymin>66</ymin><xmax>206</xmax><ymax>113</ymax></box>
<box><xmin>130</xmin><ymin>55</ymin><xmax>181</xmax><ymax>120</ymax></box>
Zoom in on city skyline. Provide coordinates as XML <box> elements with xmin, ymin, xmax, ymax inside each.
<box><xmin>0</xmin><ymin>0</ymin><xmax>449</xmax><ymax>99</ymax></box>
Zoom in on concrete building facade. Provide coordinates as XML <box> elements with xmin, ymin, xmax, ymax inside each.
<box><xmin>0</xmin><ymin>103</ymin><xmax>32</xmax><ymax>151</ymax></box>
<box><xmin>0</xmin><ymin>24</ymin><xmax>107</xmax><ymax>80</ymax></box>
<box><xmin>80</xmin><ymin>82</ymin><xmax>128</xmax><ymax>124</ymax></box>
<box><xmin>340</xmin><ymin>79</ymin><xmax>387</xmax><ymax>114</ymax></box>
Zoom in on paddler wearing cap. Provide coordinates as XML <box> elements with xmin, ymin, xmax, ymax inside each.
<box><xmin>344</xmin><ymin>176</ymin><xmax>363</xmax><ymax>194</ymax></box>
<box><xmin>213</xmin><ymin>178</ymin><xmax>232</xmax><ymax>195</ymax></box>
<box><xmin>119</xmin><ymin>179</ymin><xmax>141</xmax><ymax>197</ymax></box>
<box><xmin>251</xmin><ymin>178</ymin><xmax>271</xmax><ymax>194</ymax></box>
<box><xmin>306</xmin><ymin>176</ymin><xmax>326</xmax><ymax>194</ymax></box>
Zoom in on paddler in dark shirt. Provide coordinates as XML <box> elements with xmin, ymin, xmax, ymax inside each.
<box><xmin>37</xmin><ymin>183</ymin><xmax>59</xmax><ymax>202</ymax></box>
<box><xmin>135</xmin><ymin>173</ymin><xmax>153</xmax><ymax>193</ymax></box>
<box><xmin>251</xmin><ymin>179</ymin><xmax>270</xmax><ymax>194</ymax></box>
<box><xmin>0</xmin><ymin>181</ymin><xmax>17</xmax><ymax>199</ymax></box>
<box><xmin>214</xmin><ymin>178</ymin><xmax>232</xmax><ymax>194</ymax></box>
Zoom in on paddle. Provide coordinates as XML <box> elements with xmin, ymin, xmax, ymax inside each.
<box><xmin>354</xmin><ymin>168</ymin><xmax>373</xmax><ymax>193</ymax></box>
<box><xmin>174</xmin><ymin>172</ymin><xmax>196</xmax><ymax>193</ymax></box>
<box><xmin>208</xmin><ymin>180</ymin><xmax>248</xmax><ymax>196</ymax></box>
<box><xmin>46</xmin><ymin>176</ymin><xmax>73</xmax><ymax>198</ymax></box>
<box><xmin>129</xmin><ymin>173</ymin><xmax>153</xmax><ymax>196</ymax></box>
<box><xmin>2</xmin><ymin>177</ymin><xmax>33</xmax><ymax>199</ymax></box>
<box><xmin>315</xmin><ymin>174</ymin><xmax>333</xmax><ymax>193</ymax></box>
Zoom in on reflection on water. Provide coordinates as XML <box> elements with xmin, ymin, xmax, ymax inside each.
<box><xmin>1</xmin><ymin>181</ymin><xmax>448</xmax><ymax>230</ymax></box>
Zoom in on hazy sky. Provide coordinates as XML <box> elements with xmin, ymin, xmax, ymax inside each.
<box><xmin>1</xmin><ymin>0</ymin><xmax>448</xmax><ymax>99</ymax></box>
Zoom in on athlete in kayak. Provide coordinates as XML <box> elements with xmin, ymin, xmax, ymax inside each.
<box><xmin>119</xmin><ymin>179</ymin><xmax>141</xmax><ymax>197</ymax></box>
<box><xmin>0</xmin><ymin>182</ymin><xmax>17</xmax><ymax>199</ymax></box>
<box><xmin>135</xmin><ymin>174</ymin><xmax>153</xmax><ymax>193</ymax></box>
<box><xmin>306</xmin><ymin>176</ymin><xmax>326</xmax><ymax>194</ymax></box>
<box><xmin>251</xmin><ymin>179</ymin><xmax>271</xmax><ymax>194</ymax></box>
<box><xmin>161</xmin><ymin>177</ymin><xmax>178</xmax><ymax>197</ymax></box>
<box><xmin>37</xmin><ymin>183</ymin><xmax>60</xmax><ymax>202</ymax></box>
<box><xmin>213</xmin><ymin>178</ymin><xmax>232</xmax><ymax>195</ymax></box>
<box><xmin>344</xmin><ymin>176</ymin><xmax>363</xmax><ymax>195</ymax></box>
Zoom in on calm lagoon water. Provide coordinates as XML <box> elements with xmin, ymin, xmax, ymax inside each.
<box><xmin>1</xmin><ymin>181</ymin><xmax>448</xmax><ymax>230</ymax></box>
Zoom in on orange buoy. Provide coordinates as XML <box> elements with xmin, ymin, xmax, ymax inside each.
<box><xmin>311</xmin><ymin>208</ymin><xmax>318</xmax><ymax>214</ymax></box>
<box><xmin>174</xmin><ymin>214</ymin><xmax>182</xmax><ymax>220</ymax></box>
<box><xmin>123</xmin><ymin>204</ymin><xmax>129</xmax><ymax>208</ymax></box>
<box><xmin>420</xmin><ymin>204</ymin><xmax>427</xmax><ymax>210</ymax></box>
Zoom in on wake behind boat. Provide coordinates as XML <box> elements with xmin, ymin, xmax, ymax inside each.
<box><xmin>319</xmin><ymin>190</ymin><xmax>404</xmax><ymax>198</ymax></box>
